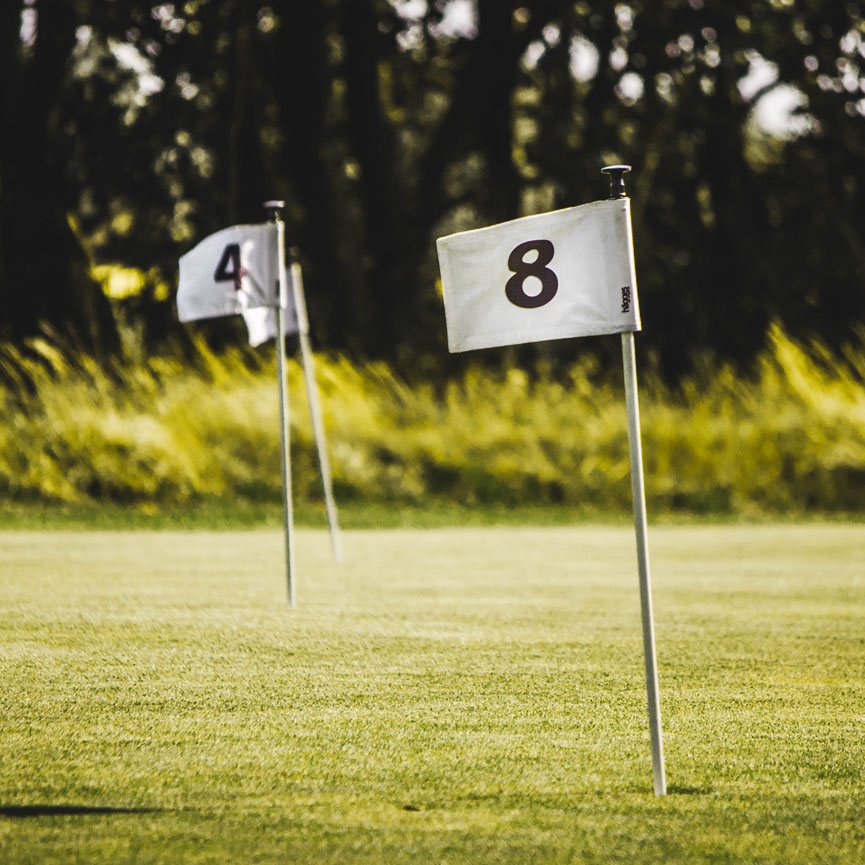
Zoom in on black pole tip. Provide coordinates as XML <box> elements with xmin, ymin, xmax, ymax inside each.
<box><xmin>263</xmin><ymin>199</ymin><xmax>286</xmax><ymax>218</ymax></box>
<box><xmin>601</xmin><ymin>165</ymin><xmax>632</xmax><ymax>199</ymax></box>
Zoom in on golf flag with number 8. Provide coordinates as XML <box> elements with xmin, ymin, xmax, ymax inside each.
<box><xmin>435</xmin><ymin>176</ymin><xmax>667</xmax><ymax>796</ymax></box>
<box><xmin>437</xmin><ymin>198</ymin><xmax>640</xmax><ymax>353</ymax></box>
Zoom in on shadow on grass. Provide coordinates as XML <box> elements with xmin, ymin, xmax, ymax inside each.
<box><xmin>0</xmin><ymin>805</ymin><xmax>164</xmax><ymax>818</ymax></box>
<box><xmin>667</xmin><ymin>785</ymin><xmax>714</xmax><ymax>795</ymax></box>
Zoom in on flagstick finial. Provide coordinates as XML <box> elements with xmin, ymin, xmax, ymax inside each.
<box><xmin>601</xmin><ymin>165</ymin><xmax>631</xmax><ymax>200</ymax></box>
<box><xmin>264</xmin><ymin>200</ymin><xmax>285</xmax><ymax>222</ymax></box>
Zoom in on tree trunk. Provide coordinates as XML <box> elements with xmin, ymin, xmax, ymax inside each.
<box><xmin>0</xmin><ymin>2</ymin><xmax>115</xmax><ymax>351</ymax></box>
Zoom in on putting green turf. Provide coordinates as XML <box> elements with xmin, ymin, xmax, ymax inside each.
<box><xmin>0</xmin><ymin>524</ymin><xmax>863</xmax><ymax>863</ymax></box>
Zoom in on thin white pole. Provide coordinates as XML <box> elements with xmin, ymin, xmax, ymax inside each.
<box><xmin>266</xmin><ymin>202</ymin><xmax>296</xmax><ymax>606</ymax></box>
<box><xmin>289</xmin><ymin>260</ymin><xmax>343</xmax><ymax>562</ymax></box>
<box><xmin>621</xmin><ymin>330</ymin><xmax>666</xmax><ymax>795</ymax></box>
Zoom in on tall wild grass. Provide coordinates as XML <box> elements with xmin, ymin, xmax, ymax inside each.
<box><xmin>2</xmin><ymin>324</ymin><xmax>865</xmax><ymax>514</ymax></box>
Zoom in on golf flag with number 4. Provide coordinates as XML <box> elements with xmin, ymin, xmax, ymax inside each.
<box><xmin>175</xmin><ymin>213</ymin><xmax>342</xmax><ymax>602</ymax></box>
<box><xmin>177</xmin><ymin>224</ymin><xmax>297</xmax><ymax>341</ymax></box>
<box><xmin>437</xmin><ymin>198</ymin><xmax>640</xmax><ymax>353</ymax></box>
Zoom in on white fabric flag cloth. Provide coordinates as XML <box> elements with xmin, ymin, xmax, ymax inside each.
<box><xmin>241</xmin><ymin>306</ymin><xmax>278</xmax><ymax>348</ymax></box>
<box><xmin>241</xmin><ymin>300</ymin><xmax>302</xmax><ymax>347</ymax></box>
<box><xmin>241</xmin><ymin>265</ymin><xmax>304</xmax><ymax>347</ymax></box>
<box><xmin>177</xmin><ymin>223</ymin><xmax>298</xmax><ymax>345</ymax></box>
<box><xmin>437</xmin><ymin>198</ymin><xmax>641</xmax><ymax>353</ymax></box>
<box><xmin>178</xmin><ymin>224</ymin><xmax>280</xmax><ymax>322</ymax></box>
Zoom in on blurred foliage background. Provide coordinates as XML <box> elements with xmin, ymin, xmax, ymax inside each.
<box><xmin>5</xmin><ymin>0</ymin><xmax>865</xmax><ymax>373</ymax></box>
<box><xmin>3</xmin><ymin>0</ymin><xmax>865</xmax><ymax>512</ymax></box>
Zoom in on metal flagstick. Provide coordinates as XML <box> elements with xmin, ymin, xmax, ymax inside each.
<box><xmin>264</xmin><ymin>200</ymin><xmax>296</xmax><ymax>607</ymax></box>
<box><xmin>287</xmin><ymin>254</ymin><xmax>343</xmax><ymax>562</ymax></box>
<box><xmin>602</xmin><ymin>165</ymin><xmax>667</xmax><ymax>796</ymax></box>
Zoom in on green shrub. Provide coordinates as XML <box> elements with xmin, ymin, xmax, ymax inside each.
<box><xmin>2</xmin><ymin>324</ymin><xmax>865</xmax><ymax>513</ymax></box>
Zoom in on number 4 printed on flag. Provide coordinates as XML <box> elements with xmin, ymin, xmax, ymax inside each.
<box><xmin>214</xmin><ymin>243</ymin><xmax>243</xmax><ymax>293</ymax></box>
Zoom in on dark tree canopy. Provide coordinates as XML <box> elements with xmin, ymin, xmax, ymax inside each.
<box><xmin>3</xmin><ymin>0</ymin><xmax>865</xmax><ymax>376</ymax></box>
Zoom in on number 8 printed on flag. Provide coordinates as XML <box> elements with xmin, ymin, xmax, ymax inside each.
<box><xmin>436</xmin><ymin>197</ymin><xmax>640</xmax><ymax>353</ymax></box>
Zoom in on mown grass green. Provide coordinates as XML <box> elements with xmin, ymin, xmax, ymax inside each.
<box><xmin>3</xmin><ymin>323</ymin><xmax>865</xmax><ymax>514</ymax></box>
<box><xmin>1</xmin><ymin>524</ymin><xmax>863</xmax><ymax>863</ymax></box>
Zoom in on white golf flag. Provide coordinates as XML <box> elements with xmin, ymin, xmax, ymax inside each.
<box><xmin>437</xmin><ymin>198</ymin><xmax>640</xmax><ymax>353</ymax></box>
<box><xmin>241</xmin><ymin>307</ymin><xmax>278</xmax><ymax>347</ymax></box>
<box><xmin>178</xmin><ymin>224</ymin><xmax>279</xmax><ymax>322</ymax></box>
<box><xmin>177</xmin><ymin>223</ymin><xmax>298</xmax><ymax>344</ymax></box>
